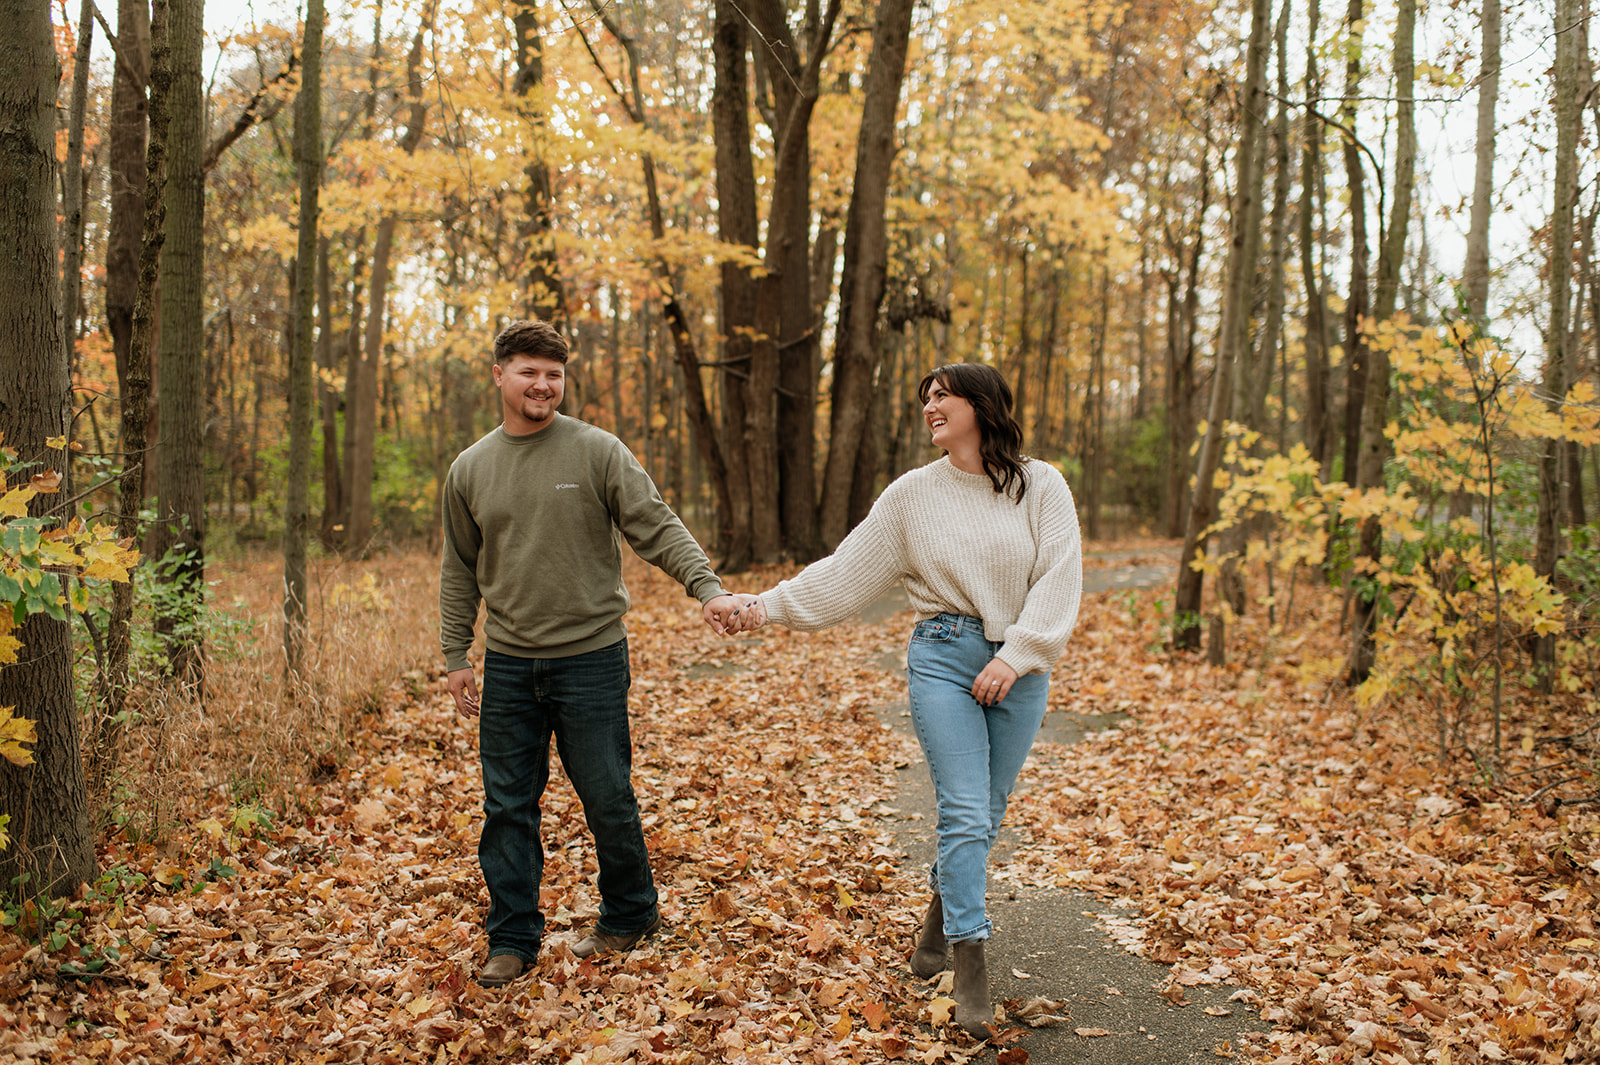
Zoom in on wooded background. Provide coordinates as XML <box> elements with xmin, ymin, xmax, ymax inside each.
<box><xmin>3</xmin><ymin>0</ymin><xmax>1599</xmax><ymax>894</ymax></box>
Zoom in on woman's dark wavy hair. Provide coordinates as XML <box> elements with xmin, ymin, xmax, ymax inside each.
<box><xmin>918</xmin><ymin>363</ymin><xmax>1028</xmax><ymax>504</ymax></box>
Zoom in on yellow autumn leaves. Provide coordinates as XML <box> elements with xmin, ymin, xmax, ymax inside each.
<box><xmin>0</xmin><ymin>433</ymin><xmax>140</xmax><ymax>850</ymax></box>
<box><xmin>1192</xmin><ymin>315</ymin><xmax>1594</xmax><ymax>708</ymax></box>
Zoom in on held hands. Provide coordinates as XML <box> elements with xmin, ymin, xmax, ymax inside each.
<box><xmin>448</xmin><ymin>667</ymin><xmax>481</xmax><ymax>719</ymax></box>
<box><xmin>703</xmin><ymin>594</ymin><xmax>739</xmax><ymax>634</ymax></box>
<box><xmin>703</xmin><ymin>593</ymin><xmax>766</xmax><ymax>635</ymax></box>
<box><xmin>972</xmin><ymin>658</ymin><xmax>1018</xmax><ymax>706</ymax></box>
<box><xmin>728</xmin><ymin>594</ymin><xmax>766</xmax><ymax>633</ymax></box>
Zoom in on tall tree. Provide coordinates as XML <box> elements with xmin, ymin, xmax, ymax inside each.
<box><xmin>1253</xmin><ymin>0</ymin><xmax>1293</xmax><ymax>441</ymax></box>
<box><xmin>103</xmin><ymin>0</ymin><xmax>171</xmax><ymax>788</ymax></box>
<box><xmin>1534</xmin><ymin>0</ymin><xmax>1581</xmax><ymax>685</ymax></box>
<box><xmin>1299</xmin><ymin>0</ymin><xmax>1332</xmax><ymax>474</ymax></box>
<box><xmin>1347</xmin><ymin>0</ymin><xmax>1416</xmax><ymax>685</ymax></box>
<box><xmin>570</xmin><ymin>0</ymin><xmax>735</xmax><ymax>556</ymax></box>
<box><xmin>0</xmin><ymin>0</ymin><xmax>96</xmax><ymax>896</ymax></box>
<box><xmin>341</xmin><ymin>9</ymin><xmax>385</xmax><ymax>557</ymax></box>
<box><xmin>1172</xmin><ymin>0</ymin><xmax>1273</xmax><ymax>652</ymax></box>
<box><xmin>316</xmin><ymin>238</ymin><xmax>342</xmax><ymax>545</ymax></box>
<box><xmin>150</xmin><ymin>0</ymin><xmax>206</xmax><ymax>687</ymax></box>
<box><xmin>346</xmin><ymin>10</ymin><xmax>433</xmax><ymax>555</ymax></box>
<box><xmin>819</xmin><ymin>0</ymin><xmax>917</xmax><ymax>550</ymax></box>
<box><xmin>62</xmin><ymin>3</ymin><xmax>94</xmax><ymax>384</ymax></box>
<box><xmin>1161</xmin><ymin>126</ymin><xmax>1212</xmax><ymax>539</ymax></box>
<box><xmin>285</xmin><ymin>0</ymin><xmax>325</xmax><ymax>676</ymax></box>
<box><xmin>1463</xmin><ymin>0</ymin><xmax>1500</xmax><ymax>322</ymax></box>
<box><xmin>740</xmin><ymin>0</ymin><xmax>840</xmax><ymax>560</ymax></box>
<box><xmin>513</xmin><ymin>1</ymin><xmax>567</xmax><ymax>324</ymax></box>
<box><xmin>1337</xmin><ymin>0</ymin><xmax>1370</xmax><ymax>484</ymax></box>
<box><xmin>712</xmin><ymin>0</ymin><xmax>758</xmax><ymax>568</ymax></box>
<box><xmin>106</xmin><ymin>0</ymin><xmax>151</xmax><ymax>468</ymax></box>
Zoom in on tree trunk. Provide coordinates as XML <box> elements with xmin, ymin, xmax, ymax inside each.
<box><xmin>1300</xmin><ymin>0</ymin><xmax>1331</xmax><ymax>474</ymax></box>
<box><xmin>577</xmin><ymin>3</ymin><xmax>734</xmax><ymax>553</ymax></box>
<box><xmin>712</xmin><ymin>0</ymin><xmax>756</xmax><ymax>568</ymax></box>
<box><xmin>1035</xmin><ymin>267</ymin><xmax>1061</xmax><ymax>447</ymax></box>
<box><xmin>1535</xmin><ymin>0</ymin><xmax>1581</xmax><ymax>685</ymax></box>
<box><xmin>106</xmin><ymin>0</ymin><xmax>150</xmax><ymax>436</ymax></box>
<box><xmin>742</xmin><ymin>0</ymin><xmax>840</xmax><ymax>559</ymax></box>
<box><xmin>346</xmin><ymin>16</ymin><xmax>431</xmax><ymax>555</ymax></box>
<box><xmin>1163</xmin><ymin>128</ymin><xmax>1211</xmax><ymax>539</ymax></box>
<box><xmin>285</xmin><ymin>0</ymin><xmax>324</xmax><ymax>678</ymax></box>
<box><xmin>1347</xmin><ymin>0</ymin><xmax>1416</xmax><ymax>686</ymax></box>
<box><xmin>316</xmin><ymin>237</ymin><xmax>343</xmax><ymax>546</ymax></box>
<box><xmin>1086</xmin><ymin>266</ymin><xmax>1111</xmax><ymax>541</ymax></box>
<box><xmin>342</xmin><ymin>11</ymin><xmax>383</xmax><ymax>554</ymax></box>
<box><xmin>1252</xmin><ymin>0</ymin><xmax>1293</xmax><ymax>437</ymax></box>
<box><xmin>1212</xmin><ymin>46</ymin><xmax>1280</xmax><ymax>659</ymax></box>
<box><xmin>150</xmin><ymin>0</ymin><xmax>205</xmax><ymax>689</ymax></box>
<box><xmin>1338</xmin><ymin>0</ymin><xmax>1369</xmax><ymax>485</ymax></box>
<box><xmin>62</xmin><ymin>2</ymin><xmax>94</xmax><ymax>389</ymax></box>
<box><xmin>513</xmin><ymin>2</ymin><xmax>566</xmax><ymax>324</ymax></box>
<box><xmin>1173</xmin><ymin>0</ymin><xmax>1272</xmax><ymax>652</ymax></box>
<box><xmin>340</xmin><ymin>230</ymin><xmax>366</xmax><ymax>538</ymax></box>
<box><xmin>1563</xmin><ymin>9</ymin><xmax>1591</xmax><ymax>529</ymax></box>
<box><xmin>103</xmin><ymin>0</ymin><xmax>171</xmax><ymax>789</ymax></box>
<box><xmin>1464</xmin><ymin>0</ymin><xmax>1501</xmax><ymax>322</ymax></box>
<box><xmin>1014</xmin><ymin>248</ymin><xmax>1032</xmax><ymax>432</ymax></box>
<box><xmin>0</xmin><ymin>0</ymin><xmax>96</xmax><ymax>898</ymax></box>
<box><xmin>818</xmin><ymin>0</ymin><xmax>914</xmax><ymax>550</ymax></box>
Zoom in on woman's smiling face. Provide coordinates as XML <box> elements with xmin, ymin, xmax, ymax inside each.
<box><xmin>923</xmin><ymin>377</ymin><xmax>979</xmax><ymax>452</ymax></box>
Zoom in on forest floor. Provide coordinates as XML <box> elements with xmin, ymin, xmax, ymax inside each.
<box><xmin>1</xmin><ymin>540</ymin><xmax>1598</xmax><ymax>1064</ymax></box>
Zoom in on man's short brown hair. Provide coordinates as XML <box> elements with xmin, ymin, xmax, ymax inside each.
<box><xmin>493</xmin><ymin>319</ymin><xmax>569</xmax><ymax>365</ymax></box>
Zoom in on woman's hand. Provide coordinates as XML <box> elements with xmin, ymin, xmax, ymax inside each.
<box><xmin>728</xmin><ymin>593</ymin><xmax>768</xmax><ymax>633</ymax></box>
<box><xmin>972</xmin><ymin>658</ymin><xmax>1018</xmax><ymax>706</ymax></box>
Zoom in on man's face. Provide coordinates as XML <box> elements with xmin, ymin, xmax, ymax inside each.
<box><xmin>493</xmin><ymin>353</ymin><xmax>566</xmax><ymax>433</ymax></box>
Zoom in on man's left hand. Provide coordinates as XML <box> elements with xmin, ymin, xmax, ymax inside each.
<box><xmin>703</xmin><ymin>594</ymin><xmax>740</xmax><ymax>634</ymax></box>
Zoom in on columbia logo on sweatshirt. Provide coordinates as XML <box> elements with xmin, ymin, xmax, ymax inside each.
<box><xmin>555</xmin><ymin>483</ymin><xmax>581</xmax><ymax>490</ymax></box>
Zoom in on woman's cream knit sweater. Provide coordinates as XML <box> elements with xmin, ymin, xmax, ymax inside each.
<box><xmin>761</xmin><ymin>457</ymin><xmax>1083</xmax><ymax>676</ymax></box>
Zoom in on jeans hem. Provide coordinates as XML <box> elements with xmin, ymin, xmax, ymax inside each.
<box><xmin>487</xmin><ymin>946</ymin><xmax>539</xmax><ymax>963</ymax></box>
<box><xmin>595</xmin><ymin>911</ymin><xmax>662</xmax><ymax>937</ymax></box>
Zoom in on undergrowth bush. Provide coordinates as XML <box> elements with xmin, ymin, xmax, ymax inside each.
<box><xmin>1191</xmin><ymin>315</ymin><xmax>1600</xmax><ymax>772</ymax></box>
<box><xmin>97</xmin><ymin>547</ymin><xmax>441</xmax><ymax>842</ymax></box>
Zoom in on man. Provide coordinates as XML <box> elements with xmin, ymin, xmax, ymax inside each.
<box><xmin>441</xmin><ymin>318</ymin><xmax>739</xmax><ymax>987</ymax></box>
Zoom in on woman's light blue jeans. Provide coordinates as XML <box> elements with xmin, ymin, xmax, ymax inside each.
<box><xmin>906</xmin><ymin>614</ymin><xmax>1050</xmax><ymax>943</ymax></box>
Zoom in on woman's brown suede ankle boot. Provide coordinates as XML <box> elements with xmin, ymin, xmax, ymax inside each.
<box><xmin>951</xmin><ymin>939</ymin><xmax>990</xmax><ymax>1038</ymax></box>
<box><xmin>910</xmin><ymin>893</ymin><xmax>947</xmax><ymax>977</ymax></box>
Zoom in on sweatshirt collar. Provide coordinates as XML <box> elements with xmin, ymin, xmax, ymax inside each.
<box><xmin>497</xmin><ymin>413</ymin><xmax>567</xmax><ymax>445</ymax></box>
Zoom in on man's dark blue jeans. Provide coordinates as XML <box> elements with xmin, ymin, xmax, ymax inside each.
<box><xmin>477</xmin><ymin>641</ymin><xmax>659</xmax><ymax>963</ymax></box>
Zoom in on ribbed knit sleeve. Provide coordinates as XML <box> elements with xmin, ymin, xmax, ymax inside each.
<box><xmin>992</xmin><ymin>462</ymin><xmax>1083</xmax><ymax>676</ymax></box>
<box><xmin>760</xmin><ymin>484</ymin><xmax>910</xmax><ymax>631</ymax></box>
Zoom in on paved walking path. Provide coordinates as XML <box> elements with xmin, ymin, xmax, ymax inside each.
<box><xmin>861</xmin><ymin>548</ymin><xmax>1272</xmax><ymax>1062</ymax></box>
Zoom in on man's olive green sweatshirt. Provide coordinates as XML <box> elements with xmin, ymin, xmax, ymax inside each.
<box><xmin>439</xmin><ymin>415</ymin><xmax>724</xmax><ymax>672</ymax></box>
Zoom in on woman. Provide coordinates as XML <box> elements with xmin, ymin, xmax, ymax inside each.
<box><xmin>727</xmin><ymin>363</ymin><xmax>1082</xmax><ymax>1037</ymax></box>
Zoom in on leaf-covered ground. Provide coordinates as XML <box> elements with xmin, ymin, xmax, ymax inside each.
<box><xmin>1</xmin><ymin>548</ymin><xmax>1597</xmax><ymax>1063</ymax></box>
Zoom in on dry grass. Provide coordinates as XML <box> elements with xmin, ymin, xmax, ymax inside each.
<box><xmin>104</xmin><ymin>547</ymin><xmax>443</xmax><ymax>838</ymax></box>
